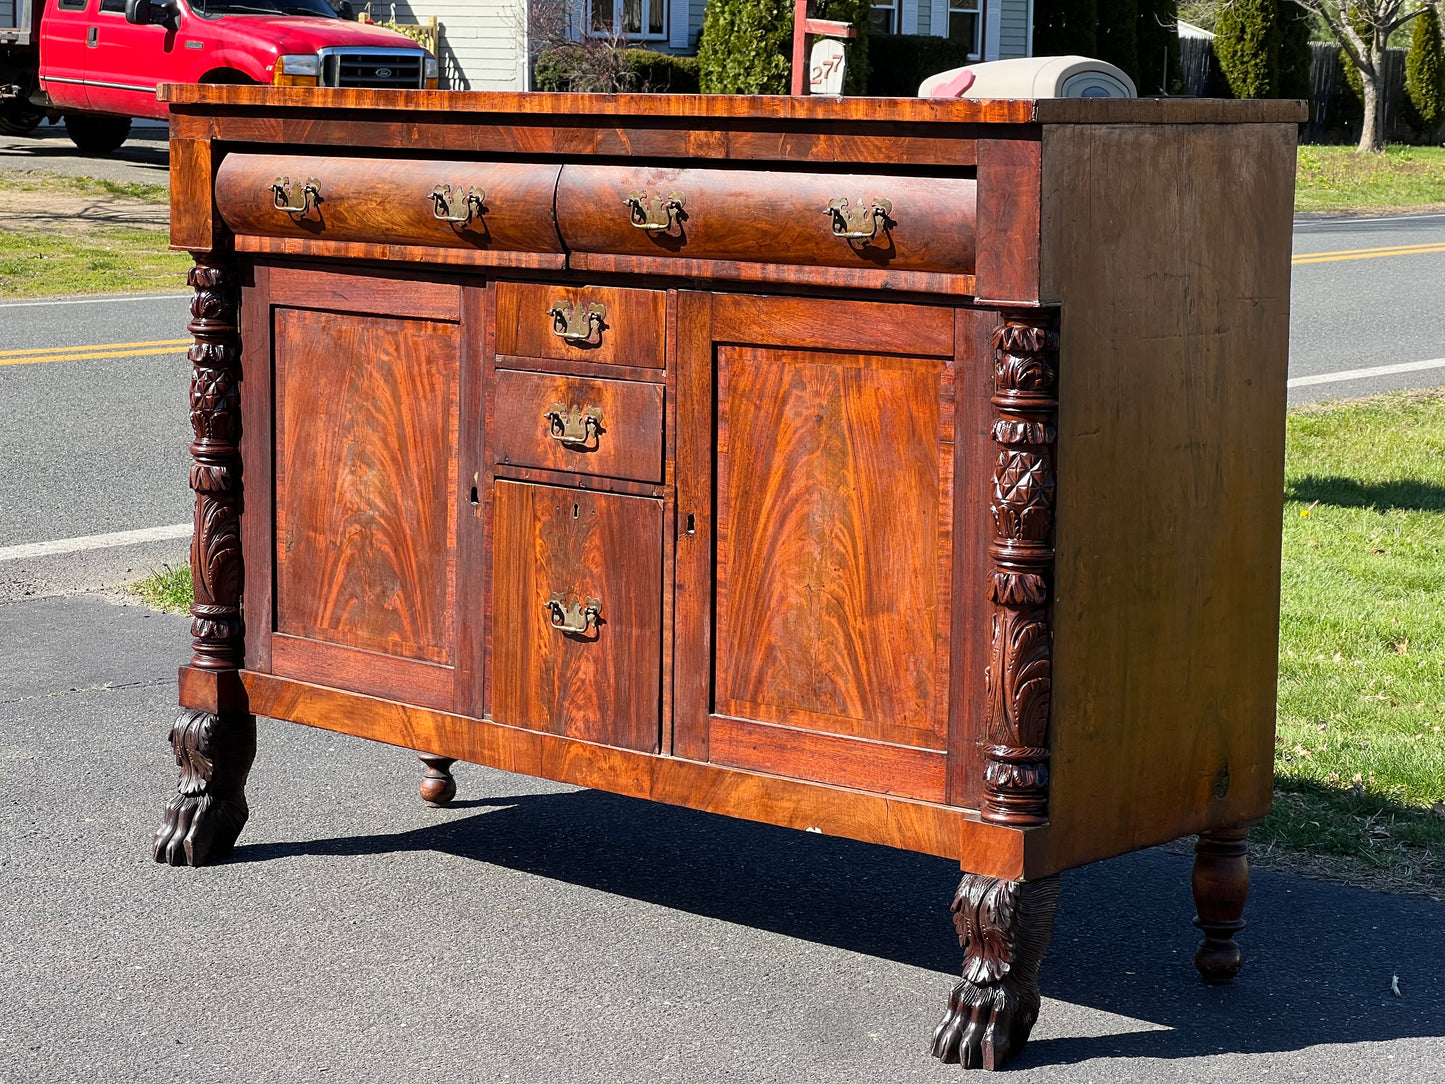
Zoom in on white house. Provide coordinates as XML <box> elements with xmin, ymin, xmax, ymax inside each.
<box><xmin>369</xmin><ymin>0</ymin><xmax>1034</xmax><ymax>92</ymax></box>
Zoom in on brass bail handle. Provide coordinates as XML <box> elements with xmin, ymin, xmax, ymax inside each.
<box><xmin>271</xmin><ymin>175</ymin><xmax>321</xmax><ymax>215</ymax></box>
<box><xmin>547</xmin><ymin>300</ymin><xmax>607</xmax><ymax>345</ymax></box>
<box><xmin>430</xmin><ymin>183</ymin><xmax>486</xmax><ymax>224</ymax></box>
<box><xmin>624</xmin><ymin>190</ymin><xmax>685</xmax><ymax>231</ymax></box>
<box><xmin>824</xmin><ymin>197</ymin><xmax>893</xmax><ymax>241</ymax></box>
<box><xmin>544</xmin><ymin>592</ymin><xmax>602</xmax><ymax>638</ymax></box>
<box><xmin>543</xmin><ymin>402</ymin><xmax>604</xmax><ymax>451</ymax></box>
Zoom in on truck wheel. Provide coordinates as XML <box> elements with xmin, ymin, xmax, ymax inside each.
<box><xmin>0</xmin><ymin>105</ymin><xmax>45</xmax><ymax>137</ymax></box>
<box><xmin>64</xmin><ymin>114</ymin><xmax>132</xmax><ymax>155</ymax></box>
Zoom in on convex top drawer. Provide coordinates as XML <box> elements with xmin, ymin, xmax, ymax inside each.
<box><xmin>555</xmin><ymin>166</ymin><xmax>977</xmax><ymax>277</ymax></box>
<box><xmin>214</xmin><ymin>154</ymin><xmax>563</xmax><ymax>262</ymax></box>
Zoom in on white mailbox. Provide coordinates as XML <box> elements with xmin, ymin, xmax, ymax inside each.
<box><xmin>919</xmin><ymin>55</ymin><xmax>1137</xmax><ymax>100</ymax></box>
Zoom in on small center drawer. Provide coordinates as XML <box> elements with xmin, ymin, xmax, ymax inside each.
<box><xmin>495</xmin><ymin>282</ymin><xmax>665</xmax><ymax>370</ymax></box>
<box><xmin>493</xmin><ymin>369</ymin><xmax>664</xmax><ymax>483</ymax></box>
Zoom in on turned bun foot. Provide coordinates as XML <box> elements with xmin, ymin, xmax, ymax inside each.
<box><xmin>1192</xmin><ymin>826</ymin><xmax>1249</xmax><ymax>984</ymax></box>
<box><xmin>417</xmin><ymin>753</ymin><xmax>457</xmax><ymax>806</ymax></box>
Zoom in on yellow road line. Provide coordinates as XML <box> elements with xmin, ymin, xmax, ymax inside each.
<box><xmin>1293</xmin><ymin>241</ymin><xmax>1445</xmax><ymax>264</ymax></box>
<box><xmin>0</xmin><ymin>337</ymin><xmax>189</xmax><ymax>360</ymax></box>
<box><xmin>0</xmin><ymin>344</ymin><xmax>192</xmax><ymax>367</ymax></box>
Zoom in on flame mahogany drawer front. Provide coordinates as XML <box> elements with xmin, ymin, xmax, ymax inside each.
<box><xmin>214</xmin><ymin>154</ymin><xmax>564</xmax><ymax>256</ymax></box>
<box><xmin>493</xmin><ymin>369</ymin><xmax>665</xmax><ymax>483</ymax></box>
<box><xmin>494</xmin><ymin>281</ymin><xmax>666</xmax><ymax>370</ymax></box>
<box><xmin>555</xmin><ymin>165</ymin><xmax>978</xmax><ymax>275</ymax></box>
<box><xmin>490</xmin><ymin>481</ymin><xmax>664</xmax><ymax>754</ymax></box>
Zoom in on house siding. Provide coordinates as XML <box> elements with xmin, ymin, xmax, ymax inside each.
<box><xmin>383</xmin><ymin>0</ymin><xmax>527</xmax><ymax>90</ymax></box>
<box><xmin>998</xmin><ymin>0</ymin><xmax>1028</xmax><ymax>58</ymax></box>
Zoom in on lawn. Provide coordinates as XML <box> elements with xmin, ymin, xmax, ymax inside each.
<box><xmin>130</xmin><ymin>389</ymin><xmax>1445</xmax><ymax>895</ymax></box>
<box><xmin>0</xmin><ymin>169</ymin><xmax>190</xmax><ymax>299</ymax></box>
<box><xmin>1295</xmin><ymin>145</ymin><xmax>1445</xmax><ymax>215</ymax></box>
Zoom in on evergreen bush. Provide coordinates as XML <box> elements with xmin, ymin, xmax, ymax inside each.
<box><xmin>697</xmin><ymin>0</ymin><xmax>795</xmax><ymax>93</ymax></box>
<box><xmin>533</xmin><ymin>45</ymin><xmax>702</xmax><ymax>93</ymax></box>
<box><xmin>1277</xmin><ymin>2</ymin><xmax>1313</xmax><ymax>104</ymax></box>
<box><xmin>1214</xmin><ymin>0</ymin><xmax>1278</xmax><ymax>98</ymax></box>
<box><xmin>1404</xmin><ymin>3</ymin><xmax>1445</xmax><ymax>135</ymax></box>
<box><xmin>865</xmin><ymin>34</ymin><xmax>971</xmax><ymax>96</ymax></box>
<box><xmin>1032</xmin><ymin>0</ymin><xmax>1098</xmax><ymax>57</ymax></box>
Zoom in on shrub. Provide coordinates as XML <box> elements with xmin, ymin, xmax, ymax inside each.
<box><xmin>1278</xmin><ymin>2</ymin><xmax>1313</xmax><ymax>104</ymax></box>
<box><xmin>533</xmin><ymin>45</ymin><xmax>701</xmax><ymax>92</ymax></box>
<box><xmin>696</xmin><ymin>0</ymin><xmax>868</xmax><ymax>94</ymax></box>
<box><xmin>697</xmin><ymin>0</ymin><xmax>794</xmax><ymax>93</ymax></box>
<box><xmin>1404</xmin><ymin>3</ymin><xmax>1445</xmax><ymax>135</ymax></box>
<box><xmin>1032</xmin><ymin>0</ymin><xmax>1098</xmax><ymax>57</ymax></box>
<box><xmin>1214</xmin><ymin>0</ymin><xmax>1277</xmax><ymax>98</ymax></box>
<box><xmin>865</xmin><ymin>34</ymin><xmax>972</xmax><ymax>96</ymax></box>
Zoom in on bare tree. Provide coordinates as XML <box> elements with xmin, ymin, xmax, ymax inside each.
<box><xmin>1289</xmin><ymin>0</ymin><xmax>1427</xmax><ymax>151</ymax></box>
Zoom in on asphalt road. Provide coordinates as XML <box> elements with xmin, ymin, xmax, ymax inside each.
<box><xmin>0</xmin><ymin>118</ymin><xmax>170</xmax><ymax>187</ymax></box>
<box><xmin>1</xmin><ymin>594</ymin><xmax>1442</xmax><ymax>1084</ymax></box>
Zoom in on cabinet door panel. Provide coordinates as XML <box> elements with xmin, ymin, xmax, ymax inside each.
<box><xmin>492</xmin><ymin>481</ymin><xmax>663</xmax><ymax>753</ymax></box>
<box><xmin>274</xmin><ymin>308</ymin><xmax>458</xmax><ymax>667</ymax></box>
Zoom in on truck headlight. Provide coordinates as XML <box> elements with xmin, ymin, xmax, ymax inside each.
<box><xmin>425</xmin><ymin>56</ymin><xmax>439</xmax><ymax>89</ymax></box>
<box><xmin>274</xmin><ymin>54</ymin><xmax>320</xmax><ymax>87</ymax></box>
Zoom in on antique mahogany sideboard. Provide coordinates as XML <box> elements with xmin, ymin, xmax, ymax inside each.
<box><xmin>155</xmin><ymin>86</ymin><xmax>1304</xmax><ymax>1069</ymax></box>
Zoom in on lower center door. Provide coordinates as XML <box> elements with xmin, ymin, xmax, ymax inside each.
<box><xmin>491</xmin><ymin>481</ymin><xmax>663</xmax><ymax>753</ymax></box>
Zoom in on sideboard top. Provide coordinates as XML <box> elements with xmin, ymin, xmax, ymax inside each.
<box><xmin>159</xmin><ymin>85</ymin><xmax>1308</xmax><ymax>126</ymax></box>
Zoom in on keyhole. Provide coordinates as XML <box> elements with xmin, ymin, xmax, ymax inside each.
<box><xmin>686</xmin><ymin>513</ymin><xmax>696</xmax><ymax>535</ymax></box>
<box><xmin>469</xmin><ymin>486</ymin><xmax>479</xmax><ymax>505</ymax></box>
<box><xmin>573</xmin><ymin>502</ymin><xmax>580</xmax><ymax>519</ymax></box>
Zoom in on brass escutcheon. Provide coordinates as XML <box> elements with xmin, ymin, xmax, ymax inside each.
<box><xmin>543</xmin><ymin>402</ymin><xmax>604</xmax><ymax>451</ymax></box>
<box><xmin>429</xmin><ymin>183</ymin><xmax>486</xmax><ymax>224</ymax></box>
<box><xmin>824</xmin><ymin>197</ymin><xmax>893</xmax><ymax>241</ymax></box>
<box><xmin>624</xmin><ymin>190</ymin><xmax>685</xmax><ymax>232</ymax></box>
<box><xmin>270</xmin><ymin>175</ymin><xmax>321</xmax><ymax>215</ymax></box>
<box><xmin>544</xmin><ymin>592</ymin><xmax>602</xmax><ymax>638</ymax></box>
<box><xmin>547</xmin><ymin>300</ymin><xmax>607</xmax><ymax>345</ymax></box>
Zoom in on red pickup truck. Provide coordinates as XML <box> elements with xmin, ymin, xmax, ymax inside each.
<box><xmin>1</xmin><ymin>0</ymin><xmax>435</xmax><ymax>153</ymax></box>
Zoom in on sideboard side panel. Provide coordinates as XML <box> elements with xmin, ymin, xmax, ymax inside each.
<box><xmin>1041</xmin><ymin>122</ymin><xmax>1296</xmax><ymax>871</ymax></box>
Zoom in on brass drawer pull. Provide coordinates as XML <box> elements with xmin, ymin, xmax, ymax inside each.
<box><xmin>270</xmin><ymin>175</ymin><xmax>321</xmax><ymax>215</ymax></box>
<box><xmin>824</xmin><ymin>197</ymin><xmax>893</xmax><ymax>241</ymax></box>
<box><xmin>624</xmin><ymin>190</ymin><xmax>685</xmax><ymax>232</ymax></box>
<box><xmin>429</xmin><ymin>183</ymin><xmax>486</xmax><ymax>225</ymax></box>
<box><xmin>548</xmin><ymin>300</ymin><xmax>607</xmax><ymax>345</ymax></box>
<box><xmin>545</xmin><ymin>592</ymin><xmax>602</xmax><ymax>638</ymax></box>
<box><xmin>543</xmin><ymin>402</ymin><xmax>604</xmax><ymax>451</ymax></box>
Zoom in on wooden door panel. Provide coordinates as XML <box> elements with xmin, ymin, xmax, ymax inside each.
<box><xmin>491</xmin><ymin>481</ymin><xmax>663</xmax><ymax>753</ymax></box>
<box><xmin>274</xmin><ymin>307</ymin><xmax>458</xmax><ymax>666</ymax></box>
<box><xmin>713</xmin><ymin>346</ymin><xmax>952</xmax><ymax>750</ymax></box>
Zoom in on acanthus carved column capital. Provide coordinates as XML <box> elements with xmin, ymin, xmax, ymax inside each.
<box><xmin>982</xmin><ymin>312</ymin><xmax>1059</xmax><ymax>827</ymax></box>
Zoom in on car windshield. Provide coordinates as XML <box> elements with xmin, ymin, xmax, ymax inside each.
<box><xmin>191</xmin><ymin>0</ymin><xmax>339</xmax><ymax>16</ymax></box>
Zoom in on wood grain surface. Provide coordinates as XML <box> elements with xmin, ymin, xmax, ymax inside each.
<box><xmin>493</xmin><ymin>369</ymin><xmax>664</xmax><ymax>483</ymax></box>
<box><xmin>495</xmin><ymin>282</ymin><xmax>666</xmax><ymax>370</ymax></box>
<box><xmin>712</xmin><ymin>344</ymin><xmax>953</xmax><ymax>749</ymax></box>
<box><xmin>556</xmin><ymin>165</ymin><xmax>976</xmax><ymax>275</ymax></box>
<box><xmin>274</xmin><ymin>307</ymin><xmax>458</xmax><ymax>665</ymax></box>
<box><xmin>1040</xmin><ymin>121</ymin><xmax>1296</xmax><ymax>869</ymax></box>
<box><xmin>491</xmin><ymin>481</ymin><xmax>663</xmax><ymax>753</ymax></box>
<box><xmin>215</xmin><ymin>154</ymin><xmax>563</xmax><ymax>254</ymax></box>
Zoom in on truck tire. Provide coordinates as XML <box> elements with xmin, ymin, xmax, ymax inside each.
<box><xmin>64</xmin><ymin>114</ymin><xmax>132</xmax><ymax>155</ymax></box>
<box><xmin>0</xmin><ymin>105</ymin><xmax>45</xmax><ymax>137</ymax></box>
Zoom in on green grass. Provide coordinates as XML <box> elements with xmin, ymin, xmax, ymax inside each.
<box><xmin>1257</xmin><ymin>389</ymin><xmax>1445</xmax><ymax>892</ymax></box>
<box><xmin>130</xmin><ymin>564</ymin><xmax>194</xmax><ymax>615</ymax></box>
<box><xmin>1296</xmin><ymin>145</ymin><xmax>1445</xmax><ymax>215</ymax></box>
<box><xmin>0</xmin><ymin>168</ymin><xmax>188</xmax><ymax>299</ymax></box>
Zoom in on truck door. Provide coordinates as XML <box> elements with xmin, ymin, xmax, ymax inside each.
<box><xmin>39</xmin><ymin>0</ymin><xmax>93</xmax><ymax>110</ymax></box>
<box><xmin>83</xmin><ymin>0</ymin><xmax>184</xmax><ymax>120</ymax></box>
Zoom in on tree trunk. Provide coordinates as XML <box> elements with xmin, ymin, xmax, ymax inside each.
<box><xmin>1357</xmin><ymin>40</ymin><xmax>1386</xmax><ymax>153</ymax></box>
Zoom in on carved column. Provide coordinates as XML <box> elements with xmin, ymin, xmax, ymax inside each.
<box><xmin>982</xmin><ymin>315</ymin><xmax>1059</xmax><ymax>828</ymax></box>
<box><xmin>931</xmin><ymin>873</ymin><xmax>1061</xmax><ymax>1070</ymax></box>
<box><xmin>1192</xmin><ymin>827</ymin><xmax>1250</xmax><ymax>984</ymax></box>
<box><xmin>154</xmin><ymin>254</ymin><xmax>257</xmax><ymax>867</ymax></box>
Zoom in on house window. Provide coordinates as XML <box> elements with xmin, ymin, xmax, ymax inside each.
<box><xmin>591</xmin><ymin>0</ymin><xmax>667</xmax><ymax>39</ymax></box>
<box><xmin>868</xmin><ymin>0</ymin><xmax>897</xmax><ymax>34</ymax></box>
<box><xmin>948</xmin><ymin>0</ymin><xmax>981</xmax><ymax>58</ymax></box>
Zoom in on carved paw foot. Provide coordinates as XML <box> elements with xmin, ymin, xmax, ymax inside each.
<box><xmin>932</xmin><ymin>972</ymin><xmax>1038</xmax><ymax>1069</ymax></box>
<box><xmin>931</xmin><ymin>873</ymin><xmax>1060</xmax><ymax>1070</ymax></box>
<box><xmin>153</xmin><ymin>708</ymin><xmax>256</xmax><ymax>866</ymax></box>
